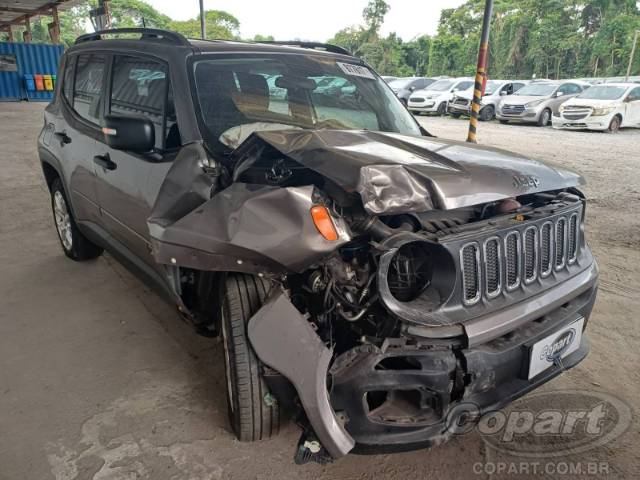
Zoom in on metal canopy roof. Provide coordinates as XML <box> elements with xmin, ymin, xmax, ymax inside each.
<box><xmin>0</xmin><ymin>1</ymin><xmax>80</xmax><ymax>30</ymax></box>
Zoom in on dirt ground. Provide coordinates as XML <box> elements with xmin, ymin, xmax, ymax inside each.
<box><xmin>0</xmin><ymin>103</ymin><xmax>638</xmax><ymax>480</ymax></box>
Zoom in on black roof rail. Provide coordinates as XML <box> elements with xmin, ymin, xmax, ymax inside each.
<box><xmin>257</xmin><ymin>41</ymin><xmax>352</xmax><ymax>56</ymax></box>
<box><xmin>75</xmin><ymin>28</ymin><xmax>191</xmax><ymax>47</ymax></box>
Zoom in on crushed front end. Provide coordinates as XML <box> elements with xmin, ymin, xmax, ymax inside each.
<box><xmin>148</xmin><ymin>130</ymin><xmax>597</xmax><ymax>460</ymax></box>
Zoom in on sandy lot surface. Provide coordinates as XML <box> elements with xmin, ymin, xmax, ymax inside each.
<box><xmin>0</xmin><ymin>103</ymin><xmax>638</xmax><ymax>479</ymax></box>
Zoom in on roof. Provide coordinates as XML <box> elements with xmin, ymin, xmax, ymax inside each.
<box><xmin>0</xmin><ymin>0</ymin><xmax>80</xmax><ymax>30</ymax></box>
<box><xmin>69</xmin><ymin>28</ymin><xmax>356</xmax><ymax>60</ymax></box>
<box><xmin>593</xmin><ymin>82</ymin><xmax>639</xmax><ymax>88</ymax></box>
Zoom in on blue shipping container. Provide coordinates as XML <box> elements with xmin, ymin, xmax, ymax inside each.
<box><xmin>0</xmin><ymin>42</ymin><xmax>64</xmax><ymax>102</ymax></box>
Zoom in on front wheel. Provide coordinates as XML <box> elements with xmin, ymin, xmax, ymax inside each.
<box><xmin>220</xmin><ymin>274</ymin><xmax>280</xmax><ymax>441</ymax></box>
<box><xmin>480</xmin><ymin>105</ymin><xmax>495</xmax><ymax>121</ymax></box>
<box><xmin>450</xmin><ymin>112</ymin><xmax>462</xmax><ymax>119</ymax></box>
<box><xmin>607</xmin><ymin>115</ymin><xmax>621</xmax><ymax>133</ymax></box>
<box><xmin>436</xmin><ymin>103</ymin><xmax>447</xmax><ymax>116</ymax></box>
<box><xmin>50</xmin><ymin>178</ymin><xmax>103</xmax><ymax>261</ymax></box>
<box><xmin>537</xmin><ymin>109</ymin><xmax>551</xmax><ymax>127</ymax></box>
<box><xmin>499</xmin><ymin>119</ymin><xmax>509</xmax><ymax>124</ymax></box>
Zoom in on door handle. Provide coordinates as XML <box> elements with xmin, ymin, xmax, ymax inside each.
<box><xmin>93</xmin><ymin>153</ymin><xmax>117</xmax><ymax>171</ymax></box>
<box><xmin>54</xmin><ymin>131</ymin><xmax>72</xmax><ymax>145</ymax></box>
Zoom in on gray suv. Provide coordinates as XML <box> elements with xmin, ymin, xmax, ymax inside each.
<box><xmin>38</xmin><ymin>28</ymin><xmax>598</xmax><ymax>464</ymax></box>
<box><xmin>496</xmin><ymin>81</ymin><xmax>588</xmax><ymax>126</ymax></box>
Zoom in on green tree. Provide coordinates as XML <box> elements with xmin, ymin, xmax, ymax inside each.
<box><xmin>170</xmin><ymin>10</ymin><xmax>240</xmax><ymax>40</ymax></box>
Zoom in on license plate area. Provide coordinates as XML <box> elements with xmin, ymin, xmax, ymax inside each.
<box><xmin>527</xmin><ymin>317</ymin><xmax>584</xmax><ymax>380</ymax></box>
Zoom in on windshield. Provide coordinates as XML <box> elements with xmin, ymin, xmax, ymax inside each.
<box><xmin>577</xmin><ymin>85</ymin><xmax>627</xmax><ymax>100</ymax></box>
<box><xmin>192</xmin><ymin>55</ymin><xmax>421</xmax><ymax>152</ymax></box>
<box><xmin>428</xmin><ymin>80</ymin><xmax>454</xmax><ymax>92</ymax></box>
<box><xmin>515</xmin><ymin>83</ymin><xmax>558</xmax><ymax>96</ymax></box>
<box><xmin>388</xmin><ymin>78</ymin><xmax>414</xmax><ymax>89</ymax></box>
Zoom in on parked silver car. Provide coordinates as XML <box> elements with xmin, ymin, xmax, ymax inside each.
<box><xmin>496</xmin><ymin>81</ymin><xmax>589</xmax><ymax>126</ymax></box>
<box><xmin>448</xmin><ymin>80</ymin><xmax>528</xmax><ymax>121</ymax></box>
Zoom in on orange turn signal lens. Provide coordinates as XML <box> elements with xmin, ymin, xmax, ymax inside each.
<box><xmin>310</xmin><ymin>205</ymin><xmax>339</xmax><ymax>241</ymax></box>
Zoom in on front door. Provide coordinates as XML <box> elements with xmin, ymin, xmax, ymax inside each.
<box><xmin>93</xmin><ymin>54</ymin><xmax>180</xmax><ymax>267</ymax></box>
<box><xmin>624</xmin><ymin>87</ymin><xmax>640</xmax><ymax>125</ymax></box>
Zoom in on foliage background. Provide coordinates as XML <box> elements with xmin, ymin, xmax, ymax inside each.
<box><xmin>1</xmin><ymin>0</ymin><xmax>639</xmax><ymax>79</ymax></box>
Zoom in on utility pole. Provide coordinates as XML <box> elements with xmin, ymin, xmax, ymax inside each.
<box><xmin>467</xmin><ymin>0</ymin><xmax>494</xmax><ymax>143</ymax></box>
<box><xmin>199</xmin><ymin>0</ymin><xmax>206</xmax><ymax>39</ymax></box>
<box><xmin>626</xmin><ymin>30</ymin><xmax>639</xmax><ymax>82</ymax></box>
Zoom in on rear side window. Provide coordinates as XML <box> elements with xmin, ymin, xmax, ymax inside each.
<box><xmin>73</xmin><ymin>53</ymin><xmax>106</xmax><ymax>125</ymax></box>
<box><xmin>109</xmin><ymin>55</ymin><xmax>179</xmax><ymax>150</ymax></box>
<box><xmin>61</xmin><ymin>56</ymin><xmax>75</xmax><ymax>103</ymax></box>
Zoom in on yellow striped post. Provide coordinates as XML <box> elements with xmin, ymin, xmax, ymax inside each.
<box><xmin>467</xmin><ymin>0</ymin><xmax>494</xmax><ymax>143</ymax></box>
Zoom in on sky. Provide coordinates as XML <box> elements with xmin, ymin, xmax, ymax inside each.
<box><xmin>144</xmin><ymin>0</ymin><xmax>467</xmax><ymax>42</ymax></box>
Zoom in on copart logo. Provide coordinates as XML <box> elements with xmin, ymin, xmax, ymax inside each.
<box><xmin>446</xmin><ymin>390</ymin><xmax>632</xmax><ymax>458</ymax></box>
<box><xmin>542</xmin><ymin>328</ymin><xmax>575</xmax><ymax>362</ymax></box>
<box><xmin>513</xmin><ymin>174</ymin><xmax>540</xmax><ymax>190</ymax></box>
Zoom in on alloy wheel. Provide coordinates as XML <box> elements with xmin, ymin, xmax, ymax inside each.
<box><xmin>53</xmin><ymin>190</ymin><xmax>73</xmax><ymax>251</ymax></box>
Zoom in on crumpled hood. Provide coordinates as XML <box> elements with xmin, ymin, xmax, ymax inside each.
<box><xmin>241</xmin><ymin>129</ymin><xmax>583</xmax><ymax>214</ymax></box>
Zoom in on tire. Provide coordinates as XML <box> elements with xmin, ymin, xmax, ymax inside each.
<box><xmin>450</xmin><ymin>113</ymin><xmax>462</xmax><ymax>119</ymax></box>
<box><xmin>436</xmin><ymin>102</ymin><xmax>447</xmax><ymax>116</ymax></box>
<box><xmin>50</xmin><ymin>178</ymin><xmax>103</xmax><ymax>261</ymax></box>
<box><xmin>480</xmin><ymin>105</ymin><xmax>495</xmax><ymax>122</ymax></box>
<box><xmin>220</xmin><ymin>273</ymin><xmax>280</xmax><ymax>441</ymax></box>
<box><xmin>607</xmin><ymin>115</ymin><xmax>621</xmax><ymax>133</ymax></box>
<box><xmin>499</xmin><ymin>119</ymin><xmax>509</xmax><ymax>125</ymax></box>
<box><xmin>537</xmin><ymin>109</ymin><xmax>551</xmax><ymax>127</ymax></box>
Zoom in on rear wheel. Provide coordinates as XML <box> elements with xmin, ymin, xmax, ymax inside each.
<box><xmin>607</xmin><ymin>115</ymin><xmax>621</xmax><ymax>133</ymax></box>
<box><xmin>499</xmin><ymin>119</ymin><xmax>509</xmax><ymax>124</ymax></box>
<box><xmin>220</xmin><ymin>273</ymin><xmax>280</xmax><ymax>441</ymax></box>
<box><xmin>436</xmin><ymin>102</ymin><xmax>447</xmax><ymax>116</ymax></box>
<box><xmin>50</xmin><ymin>178</ymin><xmax>103</xmax><ymax>261</ymax></box>
<box><xmin>537</xmin><ymin>109</ymin><xmax>551</xmax><ymax>127</ymax></box>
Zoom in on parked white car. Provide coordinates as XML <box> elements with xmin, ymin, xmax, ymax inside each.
<box><xmin>552</xmin><ymin>83</ymin><xmax>640</xmax><ymax>132</ymax></box>
<box><xmin>448</xmin><ymin>80</ymin><xmax>529</xmax><ymax>121</ymax></box>
<box><xmin>408</xmin><ymin>78</ymin><xmax>475</xmax><ymax>115</ymax></box>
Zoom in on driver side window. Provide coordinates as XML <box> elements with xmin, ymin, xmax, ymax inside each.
<box><xmin>627</xmin><ymin>87</ymin><xmax>640</xmax><ymax>102</ymax></box>
<box><xmin>109</xmin><ymin>55</ymin><xmax>180</xmax><ymax>150</ymax></box>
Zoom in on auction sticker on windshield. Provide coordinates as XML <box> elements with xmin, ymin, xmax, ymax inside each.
<box><xmin>528</xmin><ymin>317</ymin><xmax>584</xmax><ymax>379</ymax></box>
<box><xmin>336</xmin><ymin>62</ymin><xmax>375</xmax><ymax>80</ymax></box>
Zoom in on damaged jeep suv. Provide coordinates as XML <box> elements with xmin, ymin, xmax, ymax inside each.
<box><xmin>39</xmin><ymin>28</ymin><xmax>598</xmax><ymax>462</ymax></box>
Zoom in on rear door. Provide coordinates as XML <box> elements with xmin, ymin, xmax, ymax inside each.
<box><xmin>46</xmin><ymin>53</ymin><xmax>107</xmax><ymax>225</ymax></box>
<box><xmin>93</xmin><ymin>53</ymin><xmax>180</xmax><ymax>266</ymax></box>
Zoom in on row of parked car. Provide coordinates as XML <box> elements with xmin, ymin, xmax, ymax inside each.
<box><xmin>384</xmin><ymin>76</ymin><xmax>640</xmax><ymax>133</ymax></box>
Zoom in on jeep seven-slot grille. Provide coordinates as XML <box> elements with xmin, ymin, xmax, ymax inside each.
<box><xmin>505</xmin><ymin>232</ymin><xmax>521</xmax><ymax>290</ymax></box>
<box><xmin>461</xmin><ymin>244</ymin><xmax>480</xmax><ymax>304</ymax></box>
<box><xmin>461</xmin><ymin>211</ymin><xmax>581</xmax><ymax>305</ymax></box>
<box><xmin>484</xmin><ymin>238</ymin><xmax>501</xmax><ymax>297</ymax></box>
<box><xmin>523</xmin><ymin>227</ymin><xmax>538</xmax><ymax>283</ymax></box>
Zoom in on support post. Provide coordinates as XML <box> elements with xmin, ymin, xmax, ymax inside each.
<box><xmin>7</xmin><ymin>26</ymin><xmax>14</xmax><ymax>43</ymax></box>
<box><xmin>48</xmin><ymin>6</ymin><xmax>60</xmax><ymax>44</ymax></box>
<box><xmin>199</xmin><ymin>0</ymin><xmax>206</xmax><ymax>39</ymax></box>
<box><xmin>23</xmin><ymin>16</ymin><xmax>31</xmax><ymax>43</ymax></box>
<box><xmin>467</xmin><ymin>0</ymin><xmax>494</xmax><ymax>144</ymax></box>
<box><xmin>626</xmin><ymin>30</ymin><xmax>639</xmax><ymax>82</ymax></box>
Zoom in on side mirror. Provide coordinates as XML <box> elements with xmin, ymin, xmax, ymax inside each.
<box><xmin>499</xmin><ymin>90</ymin><xmax>507</xmax><ymax>96</ymax></box>
<box><xmin>103</xmin><ymin>115</ymin><xmax>155</xmax><ymax>153</ymax></box>
<box><xmin>409</xmin><ymin>86</ymin><xmax>416</xmax><ymax>91</ymax></box>
<box><xmin>555</xmin><ymin>91</ymin><xmax>565</xmax><ymax>97</ymax></box>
